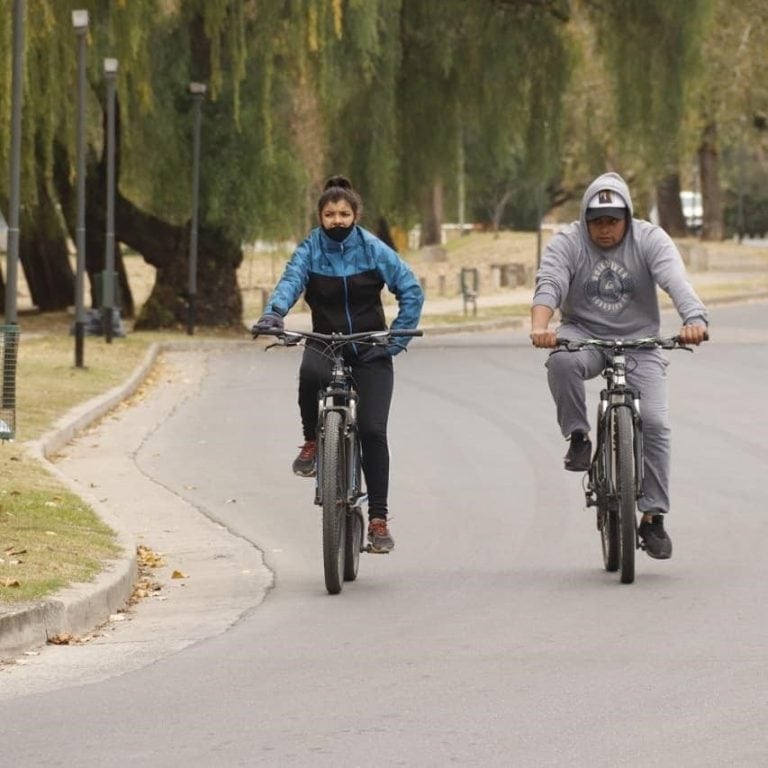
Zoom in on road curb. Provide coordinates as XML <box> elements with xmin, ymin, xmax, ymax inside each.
<box><xmin>0</xmin><ymin>343</ymin><xmax>163</xmax><ymax>659</ymax></box>
<box><xmin>0</xmin><ymin>337</ymin><xmax>278</xmax><ymax>660</ymax></box>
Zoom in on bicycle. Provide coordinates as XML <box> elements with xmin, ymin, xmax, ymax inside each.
<box><xmin>256</xmin><ymin>327</ymin><xmax>422</xmax><ymax>594</ymax></box>
<box><xmin>556</xmin><ymin>336</ymin><xmax>701</xmax><ymax>584</ymax></box>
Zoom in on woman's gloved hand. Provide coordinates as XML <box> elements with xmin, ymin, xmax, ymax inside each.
<box><xmin>252</xmin><ymin>312</ymin><xmax>284</xmax><ymax>337</ymax></box>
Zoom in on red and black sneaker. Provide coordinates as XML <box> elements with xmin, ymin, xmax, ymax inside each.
<box><xmin>292</xmin><ymin>440</ymin><xmax>317</xmax><ymax>477</ymax></box>
<box><xmin>367</xmin><ymin>517</ymin><xmax>395</xmax><ymax>553</ymax></box>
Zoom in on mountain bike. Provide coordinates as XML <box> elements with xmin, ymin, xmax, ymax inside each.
<box><xmin>257</xmin><ymin>327</ymin><xmax>422</xmax><ymax>594</ymax></box>
<box><xmin>557</xmin><ymin>336</ymin><xmax>699</xmax><ymax>584</ymax></box>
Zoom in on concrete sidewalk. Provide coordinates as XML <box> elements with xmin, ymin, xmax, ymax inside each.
<box><xmin>1</xmin><ymin>272</ymin><xmax>766</xmax><ymax>661</ymax></box>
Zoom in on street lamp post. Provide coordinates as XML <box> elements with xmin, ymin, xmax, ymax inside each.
<box><xmin>187</xmin><ymin>82</ymin><xmax>206</xmax><ymax>335</ymax></box>
<box><xmin>2</xmin><ymin>0</ymin><xmax>24</xmax><ymax>420</ymax></box>
<box><xmin>5</xmin><ymin>0</ymin><xmax>24</xmax><ymax>327</ymax></box>
<box><xmin>72</xmin><ymin>9</ymin><xmax>89</xmax><ymax>367</ymax></box>
<box><xmin>103</xmin><ymin>58</ymin><xmax>118</xmax><ymax>343</ymax></box>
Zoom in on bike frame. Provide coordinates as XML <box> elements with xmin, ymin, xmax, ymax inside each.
<box><xmin>257</xmin><ymin>325</ymin><xmax>422</xmax><ymax>592</ymax></box>
<box><xmin>314</xmin><ymin>351</ymin><xmax>363</xmax><ymax>508</ymax></box>
<box><xmin>557</xmin><ymin>335</ymin><xmax>693</xmax><ymax>514</ymax></box>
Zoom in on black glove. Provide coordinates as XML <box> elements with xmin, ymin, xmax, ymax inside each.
<box><xmin>358</xmin><ymin>345</ymin><xmax>392</xmax><ymax>364</ymax></box>
<box><xmin>252</xmin><ymin>311</ymin><xmax>284</xmax><ymax>337</ymax></box>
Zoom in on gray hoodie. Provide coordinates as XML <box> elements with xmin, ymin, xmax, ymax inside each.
<box><xmin>532</xmin><ymin>172</ymin><xmax>708</xmax><ymax>339</ymax></box>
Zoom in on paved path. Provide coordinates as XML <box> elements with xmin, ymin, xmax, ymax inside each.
<box><xmin>1</xmin><ymin>267</ymin><xmax>766</xmax><ymax>660</ymax></box>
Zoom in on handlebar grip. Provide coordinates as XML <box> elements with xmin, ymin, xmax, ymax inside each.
<box><xmin>251</xmin><ymin>327</ymin><xmax>284</xmax><ymax>337</ymax></box>
<box><xmin>389</xmin><ymin>329</ymin><xmax>423</xmax><ymax>338</ymax></box>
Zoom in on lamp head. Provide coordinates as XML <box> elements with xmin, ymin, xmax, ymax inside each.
<box><xmin>72</xmin><ymin>9</ymin><xmax>89</xmax><ymax>30</ymax></box>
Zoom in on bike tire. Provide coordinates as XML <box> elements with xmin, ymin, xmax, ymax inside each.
<box><xmin>343</xmin><ymin>507</ymin><xmax>364</xmax><ymax>582</ymax></box>
<box><xmin>321</xmin><ymin>410</ymin><xmax>346</xmax><ymax>595</ymax></box>
<box><xmin>599</xmin><ymin>499</ymin><xmax>620</xmax><ymax>572</ymax></box>
<box><xmin>596</xmin><ymin>407</ymin><xmax>620</xmax><ymax>572</ymax></box>
<box><xmin>614</xmin><ymin>407</ymin><xmax>636</xmax><ymax>584</ymax></box>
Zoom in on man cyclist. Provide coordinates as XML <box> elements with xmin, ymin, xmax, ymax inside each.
<box><xmin>530</xmin><ymin>172</ymin><xmax>708</xmax><ymax>560</ymax></box>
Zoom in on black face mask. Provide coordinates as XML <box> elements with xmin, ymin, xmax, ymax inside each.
<box><xmin>323</xmin><ymin>224</ymin><xmax>353</xmax><ymax>243</ymax></box>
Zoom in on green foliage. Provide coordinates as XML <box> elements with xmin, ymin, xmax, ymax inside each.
<box><xmin>587</xmin><ymin>0</ymin><xmax>712</xmax><ymax>175</ymax></box>
<box><xmin>2</xmin><ymin>0</ymin><xmax>766</xmax><ymax>270</ymax></box>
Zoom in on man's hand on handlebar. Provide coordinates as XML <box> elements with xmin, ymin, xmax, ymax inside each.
<box><xmin>677</xmin><ymin>323</ymin><xmax>708</xmax><ymax>346</ymax></box>
<box><xmin>530</xmin><ymin>328</ymin><xmax>558</xmax><ymax>348</ymax></box>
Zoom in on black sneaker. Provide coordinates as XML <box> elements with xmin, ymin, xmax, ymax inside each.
<box><xmin>638</xmin><ymin>514</ymin><xmax>673</xmax><ymax>559</ymax></box>
<box><xmin>292</xmin><ymin>440</ymin><xmax>316</xmax><ymax>477</ymax></box>
<box><xmin>564</xmin><ymin>431</ymin><xmax>592</xmax><ymax>472</ymax></box>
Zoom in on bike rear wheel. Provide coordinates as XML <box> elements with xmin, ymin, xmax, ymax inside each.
<box><xmin>595</xmin><ymin>409</ymin><xmax>619</xmax><ymax>572</ymax></box>
<box><xmin>321</xmin><ymin>410</ymin><xmax>346</xmax><ymax>594</ymax></box>
<box><xmin>599</xmin><ymin>499</ymin><xmax>620</xmax><ymax>572</ymax></box>
<box><xmin>343</xmin><ymin>506</ymin><xmax>364</xmax><ymax>581</ymax></box>
<box><xmin>614</xmin><ymin>407</ymin><xmax>636</xmax><ymax>584</ymax></box>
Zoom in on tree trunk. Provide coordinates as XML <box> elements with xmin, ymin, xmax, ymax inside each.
<box><xmin>115</xmin><ymin>193</ymin><xmax>242</xmax><ymax>329</ymax></box>
<box><xmin>53</xmin><ymin>138</ymin><xmax>136</xmax><ymax>317</ymax></box>
<box><xmin>491</xmin><ymin>189</ymin><xmax>513</xmax><ymax>234</ymax></box>
<box><xmin>698</xmin><ymin>121</ymin><xmax>724</xmax><ymax>241</ymax></box>
<box><xmin>655</xmin><ymin>174</ymin><xmax>687</xmax><ymax>237</ymax></box>
<box><xmin>18</xmin><ymin>173</ymin><xmax>75</xmax><ymax>311</ymax></box>
<box><xmin>0</xmin><ymin>135</ymin><xmax>75</xmax><ymax>314</ymax></box>
<box><xmin>419</xmin><ymin>179</ymin><xmax>443</xmax><ymax>246</ymax></box>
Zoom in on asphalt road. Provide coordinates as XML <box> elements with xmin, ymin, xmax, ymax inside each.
<box><xmin>2</xmin><ymin>301</ymin><xmax>767</xmax><ymax>767</ymax></box>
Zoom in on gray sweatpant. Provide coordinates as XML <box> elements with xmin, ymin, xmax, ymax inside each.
<box><xmin>545</xmin><ymin>347</ymin><xmax>671</xmax><ymax>515</ymax></box>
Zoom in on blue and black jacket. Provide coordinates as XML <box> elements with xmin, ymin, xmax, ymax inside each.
<box><xmin>265</xmin><ymin>226</ymin><xmax>424</xmax><ymax>354</ymax></box>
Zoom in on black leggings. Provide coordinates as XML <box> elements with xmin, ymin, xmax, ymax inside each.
<box><xmin>298</xmin><ymin>345</ymin><xmax>394</xmax><ymax>518</ymax></box>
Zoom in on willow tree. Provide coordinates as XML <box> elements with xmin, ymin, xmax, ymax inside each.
<box><xmin>690</xmin><ymin>0</ymin><xmax>768</xmax><ymax>240</ymax></box>
<box><xmin>461</xmin><ymin>2</ymin><xmax>572</xmax><ymax>230</ymax></box>
<box><xmin>394</xmin><ymin>0</ymin><xmax>571</xmax><ymax>244</ymax></box>
<box><xmin>0</xmin><ymin>2</ymin><xmax>83</xmax><ymax>312</ymax></box>
<box><xmin>127</xmin><ymin>0</ymin><xmax>399</xmax><ymax>326</ymax></box>
<box><xmin>320</xmin><ymin>0</ymin><xmax>403</xmax><ymax>235</ymax></box>
<box><xmin>587</xmin><ymin>0</ymin><xmax>712</xmax><ymax>236</ymax></box>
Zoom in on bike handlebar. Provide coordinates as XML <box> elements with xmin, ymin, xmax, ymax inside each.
<box><xmin>555</xmin><ymin>334</ymin><xmax>708</xmax><ymax>351</ymax></box>
<box><xmin>253</xmin><ymin>327</ymin><xmax>423</xmax><ymax>344</ymax></box>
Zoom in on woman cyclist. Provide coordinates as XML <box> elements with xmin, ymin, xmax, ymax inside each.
<box><xmin>253</xmin><ymin>176</ymin><xmax>423</xmax><ymax>552</ymax></box>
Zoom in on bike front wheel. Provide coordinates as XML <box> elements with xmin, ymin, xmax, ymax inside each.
<box><xmin>614</xmin><ymin>407</ymin><xmax>636</xmax><ymax>584</ymax></box>
<box><xmin>321</xmin><ymin>410</ymin><xmax>346</xmax><ymax>595</ymax></box>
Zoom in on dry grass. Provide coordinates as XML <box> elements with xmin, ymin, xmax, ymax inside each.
<box><xmin>0</xmin><ymin>457</ymin><xmax>120</xmax><ymax>601</ymax></box>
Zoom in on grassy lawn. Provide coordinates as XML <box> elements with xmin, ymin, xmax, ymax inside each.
<box><xmin>1</xmin><ymin>329</ymin><xmax>153</xmax><ymax>602</ymax></box>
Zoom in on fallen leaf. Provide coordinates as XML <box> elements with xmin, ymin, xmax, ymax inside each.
<box><xmin>48</xmin><ymin>633</ymin><xmax>77</xmax><ymax>645</ymax></box>
<box><xmin>171</xmin><ymin>570</ymin><xmax>188</xmax><ymax>579</ymax></box>
<box><xmin>136</xmin><ymin>545</ymin><xmax>165</xmax><ymax>568</ymax></box>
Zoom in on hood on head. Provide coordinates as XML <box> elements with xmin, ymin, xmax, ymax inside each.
<box><xmin>580</xmin><ymin>172</ymin><xmax>633</xmax><ymax>224</ymax></box>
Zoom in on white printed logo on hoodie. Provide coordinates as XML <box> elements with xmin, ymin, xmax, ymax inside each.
<box><xmin>585</xmin><ymin>259</ymin><xmax>635</xmax><ymax>313</ymax></box>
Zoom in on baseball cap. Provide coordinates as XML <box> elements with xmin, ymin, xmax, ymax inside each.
<box><xmin>585</xmin><ymin>189</ymin><xmax>627</xmax><ymax>221</ymax></box>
